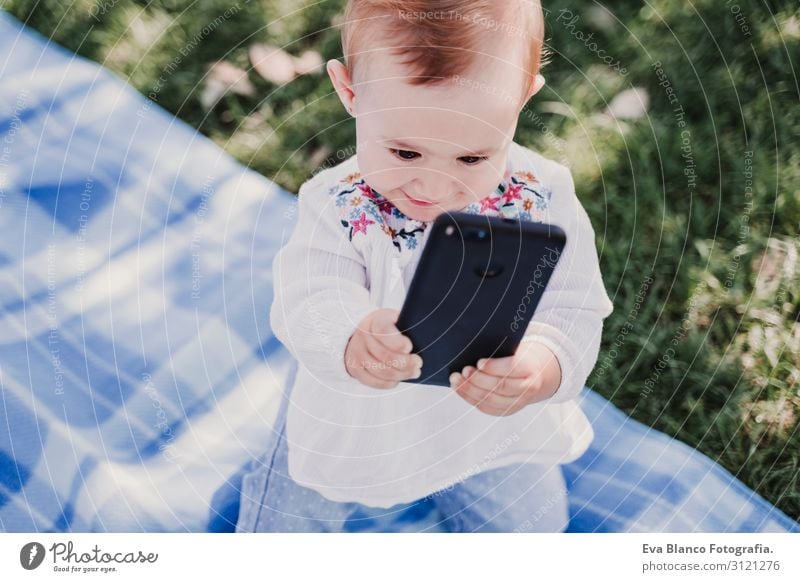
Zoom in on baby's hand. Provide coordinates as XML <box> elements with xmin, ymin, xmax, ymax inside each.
<box><xmin>450</xmin><ymin>341</ymin><xmax>562</xmax><ymax>416</ymax></box>
<box><xmin>344</xmin><ymin>308</ymin><xmax>423</xmax><ymax>389</ymax></box>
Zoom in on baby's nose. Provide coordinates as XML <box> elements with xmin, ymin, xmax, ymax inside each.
<box><xmin>417</xmin><ymin>175</ymin><xmax>457</xmax><ymax>200</ymax></box>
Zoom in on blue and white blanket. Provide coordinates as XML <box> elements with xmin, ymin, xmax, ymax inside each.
<box><xmin>0</xmin><ymin>11</ymin><xmax>797</xmax><ymax>533</ymax></box>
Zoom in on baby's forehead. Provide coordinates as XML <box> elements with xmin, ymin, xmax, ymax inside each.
<box><xmin>357</xmin><ymin>61</ymin><xmax>522</xmax><ymax>146</ymax></box>
<box><xmin>357</xmin><ymin>44</ymin><xmax>528</xmax><ymax>111</ymax></box>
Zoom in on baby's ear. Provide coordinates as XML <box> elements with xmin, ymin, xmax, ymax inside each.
<box><xmin>327</xmin><ymin>59</ymin><xmax>357</xmax><ymax>117</ymax></box>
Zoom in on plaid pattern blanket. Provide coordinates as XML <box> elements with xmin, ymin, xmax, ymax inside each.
<box><xmin>0</xmin><ymin>11</ymin><xmax>797</xmax><ymax>533</ymax></box>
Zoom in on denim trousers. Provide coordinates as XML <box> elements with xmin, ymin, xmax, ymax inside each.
<box><xmin>236</xmin><ymin>381</ymin><xmax>570</xmax><ymax>533</ymax></box>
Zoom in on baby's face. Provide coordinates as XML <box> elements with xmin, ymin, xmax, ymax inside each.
<box><xmin>346</xmin><ymin>48</ymin><xmax>532</xmax><ymax>223</ymax></box>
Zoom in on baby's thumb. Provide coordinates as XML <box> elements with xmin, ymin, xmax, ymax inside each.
<box><xmin>371</xmin><ymin>308</ymin><xmax>401</xmax><ymax>332</ymax></box>
<box><xmin>385</xmin><ymin>308</ymin><xmax>401</xmax><ymax>322</ymax></box>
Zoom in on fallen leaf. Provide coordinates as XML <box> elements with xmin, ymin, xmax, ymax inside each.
<box><xmin>604</xmin><ymin>87</ymin><xmax>649</xmax><ymax>120</ymax></box>
<box><xmin>201</xmin><ymin>60</ymin><xmax>256</xmax><ymax>110</ymax></box>
<box><xmin>293</xmin><ymin>49</ymin><xmax>324</xmax><ymax>75</ymax></box>
<box><xmin>249</xmin><ymin>43</ymin><xmax>297</xmax><ymax>85</ymax></box>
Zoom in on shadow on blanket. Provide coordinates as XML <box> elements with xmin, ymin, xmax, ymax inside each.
<box><xmin>0</xmin><ymin>11</ymin><xmax>797</xmax><ymax>533</ymax></box>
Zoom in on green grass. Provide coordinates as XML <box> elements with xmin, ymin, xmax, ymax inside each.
<box><xmin>5</xmin><ymin>0</ymin><xmax>799</xmax><ymax>521</ymax></box>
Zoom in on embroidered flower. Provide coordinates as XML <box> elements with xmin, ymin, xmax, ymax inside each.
<box><xmin>350</xmin><ymin>211</ymin><xmax>375</xmax><ymax>235</ymax></box>
<box><xmin>522</xmin><ymin>198</ymin><xmax>533</xmax><ymax>212</ymax></box>
<box><xmin>502</xmin><ymin>180</ymin><xmax>524</xmax><ymax>204</ymax></box>
<box><xmin>342</xmin><ymin>172</ymin><xmax>361</xmax><ymax>184</ymax></box>
<box><xmin>351</xmin><ymin>195</ymin><xmax>363</xmax><ymax>207</ymax></box>
<box><xmin>392</xmin><ymin>223</ymin><xmax>427</xmax><ymax>252</ymax></box>
<box><xmin>516</xmin><ymin>170</ymin><xmax>538</xmax><ymax>183</ymax></box>
<box><xmin>362</xmin><ymin>203</ymin><xmax>382</xmax><ymax>222</ymax></box>
<box><xmin>358</xmin><ymin>182</ymin><xmax>395</xmax><ymax>216</ymax></box>
<box><xmin>479</xmin><ymin>195</ymin><xmax>502</xmax><ymax>213</ymax></box>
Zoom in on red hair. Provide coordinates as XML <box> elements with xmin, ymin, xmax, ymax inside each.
<box><xmin>340</xmin><ymin>0</ymin><xmax>546</xmax><ymax>106</ymax></box>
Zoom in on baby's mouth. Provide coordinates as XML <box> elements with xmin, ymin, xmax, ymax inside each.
<box><xmin>401</xmin><ymin>190</ymin><xmax>437</xmax><ymax>207</ymax></box>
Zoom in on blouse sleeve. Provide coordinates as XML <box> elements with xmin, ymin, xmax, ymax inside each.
<box><xmin>269</xmin><ymin>176</ymin><xmax>378</xmax><ymax>385</ymax></box>
<box><xmin>520</xmin><ymin>163</ymin><xmax>614</xmax><ymax>403</ymax></box>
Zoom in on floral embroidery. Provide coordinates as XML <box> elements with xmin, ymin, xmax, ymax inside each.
<box><xmin>342</xmin><ymin>172</ymin><xmax>362</xmax><ymax>184</ymax></box>
<box><xmin>328</xmin><ymin>163</ymin><xmax>552</xmax><ymax>252</ymax></box>
<box><xmin>501</xmin><ymin>181</ymin><xmax>524</xmax><ymax>204</ymax></box>
<box><xmin>462</xmin><ymin>171</ymin><xmax>552</xmax><ymax>223</ymax></box>
<box><xmin>479</xmin><ymin>195</ymin><xmax>502</xmax><ymax>213</ymax></box>
<box><xmin>350</xmin><ymin>211</ymin><xmax>375</xmax><ymax>235</ymax></box>
<box><xmin>357</xmin><ymin>181</ymin><xmax>396</xmax><ymax>216</ymax></box>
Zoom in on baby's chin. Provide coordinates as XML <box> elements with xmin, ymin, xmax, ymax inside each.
<box><xmin>396</xmin><ymin>202</ymin><xmax>466</xmax><ymax>224</ymax></box>
<box><xmin>391</xmin><ymin>194</ymin><xmax>472</xmax><ymax>223</ymax></box>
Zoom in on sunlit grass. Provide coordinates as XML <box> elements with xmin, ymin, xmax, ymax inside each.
<box><xmin>6</xmin><ymin>0</ymin><xmax>798</xmax><ymax>520</ymax></box>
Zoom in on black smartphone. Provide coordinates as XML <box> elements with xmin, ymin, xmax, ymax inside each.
<box><xmin>395</xmin><ymin>211</ymin><xmax>566</xmax><ymax>386</ymax></box>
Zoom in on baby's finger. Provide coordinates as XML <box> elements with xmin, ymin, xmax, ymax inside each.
<box><xmin>371</xmin><ymin>361</ymin><xmax>421</xmax><ymax>382</ymax></box>
<box><xmin>460</xmin><ymin>366</ymin><xmax>502</xmax><ymax>392</ymax></box>
<box><xmin>453</xmin><ymin>378</ymin><xmax>515</xmax><ymax>416</ymax></box>
<box><xmin>461</xmin><ymin>367</ymin><xmax>531</xmax><ymax>398</ymax></box>
<box><xmin>377</xmin><ymin>331</ymin><xmax>414</xmax><ymax>355</ymax></box>
<box><xmin>366</xmin><ymin>335</ymin><xmax>421</xmax><ymax>371</ymax></box>
<box><xmin>454</xmin><ymin>372</ymin><xmax>529</xmax><ymax>411</ymax></box>
<box><xmin>371</xmin><ymin>317</ymin><xmax>413</xmax><ymax>354</ymax></box>
<box><xmin>365</xmin><ymin>333</ymin><xmax>402</xmax><ymax>365</ymax></box>
<box><xmin>454</xmin><ymin>366</ymin><xmax>527</xmax><ymax>406</ymax></box>
<box><xmin>449</xmin><ymin>372</ymin><xmax>485</xmax><ymax>401</ymax></box>
<box><xmin>475</xmin><ymin>355</ymin><xmax>529</xmax><ymax>379</ymax></box>
<box><xmin>362</xmin><ymin>344</ymin><xmax>421</xmax><ymax>383</ymax></box>
<box><xmin>349</xmin><ymin>346</ymin><xmax>406</xmax><ymax>388</ymax></box>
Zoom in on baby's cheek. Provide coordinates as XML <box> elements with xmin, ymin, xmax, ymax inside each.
<box><xmin>357</xmin><ymin>150</ymin><xmax>408</xmax><ymax>192</ymax></box>
<box><xmin>462</xmin><ymin>168</ymin><xmax>505</xmax><ymax>201</ymax></box>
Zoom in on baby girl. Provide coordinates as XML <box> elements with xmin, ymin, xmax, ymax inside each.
<box><xmin>237</xmin><ymin>0</ymin><xmax>614</xmax><ymax>533</ymax></box>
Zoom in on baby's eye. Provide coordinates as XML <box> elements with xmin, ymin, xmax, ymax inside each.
<box><xmin>390</xmin><ymin>148</ymin><xmax>420</xmax><ymax>161</ymax></box>
<box><xmin>459</xmin><ymin>155</ymin><xmax>489</xmax><ymax>165</ymax></box>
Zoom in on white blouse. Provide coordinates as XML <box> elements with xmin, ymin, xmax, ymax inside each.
<box><xmin>269</xmin><ymin>141</ymin><xmax>614</xmax><ymax>508</ymax></box>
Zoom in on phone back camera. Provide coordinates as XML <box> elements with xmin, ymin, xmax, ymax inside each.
<box><xmin>465</xmin><ymin>227</ymin><xmax>489</xmax><ymax>241</ymax></box>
